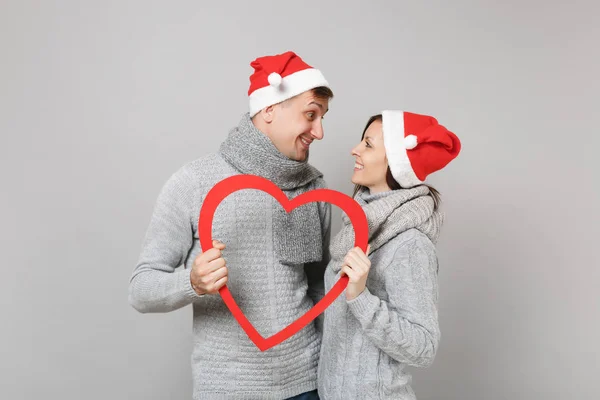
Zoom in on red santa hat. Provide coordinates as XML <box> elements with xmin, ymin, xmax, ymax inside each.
<box><xmin>382</xmin><ymin>110</ymin><xmax>461</xmax><ymax>188</ymax></box>
<box><xmin>248</xmin><ymin>51</ymin><xmax>330</xmax><ymax>117</ymax></box>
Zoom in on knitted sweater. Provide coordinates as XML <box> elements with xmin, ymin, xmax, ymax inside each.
<box><xmin>317</xmin><ymin>190</ymin><xmax>441</xmax><ymax>399</ymax></box>
<box><xmin>129</xmin><ymin>153</ymin><xmax>331</xmax><ymax>399</ymax></box>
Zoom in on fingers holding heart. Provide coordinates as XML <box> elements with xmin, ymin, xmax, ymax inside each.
<box><xmin>210</xmin><ymin>266</ymin><xmax>229</xmax><ymax>291</ymax></box>
<box><xmin>340</xmin><ymin>265</ymin><xmax>358</xmax><ymax>282</ymax></box>
<box><xmin>349</xmin><ymin>248</ymin><xmax>370</xmax><ymax>270</ymax></box>
<box><xmin>340</xmin><ymin>247</ymin><xmax>371</xmax><ymax>282</ymax></box>
<box><xmin>350</xmin><ymin>246</ymin><xmax>371</xmax><ymax>267</ymax></box>
<box><xmin>212</xmin><ymin>239</ymin><xmax>226</xmax><ymax>250</ymax></box>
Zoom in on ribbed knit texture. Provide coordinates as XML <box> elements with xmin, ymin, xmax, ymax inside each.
<box><xmin>329</xmin><ymin>186</ymin><xmax>443</xmax><ymax>270</ymax></box>
<box><xmin>129</xmin><ymin>115</ymin><xmax>331</xmax><ymax>399</ymax></box>
<box><xmin>318</xmin><ymin>189</ymin><xmax>442</xmax><ymax>400</ymax></box>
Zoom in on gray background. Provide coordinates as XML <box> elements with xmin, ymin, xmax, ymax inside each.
<box><xmin>2</xmin><ymin>1</ymin><xmax>598</xmax><ymax>399</ymax></box>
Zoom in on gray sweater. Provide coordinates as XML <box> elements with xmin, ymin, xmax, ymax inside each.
<box><xmin>317</xmin><ymin>189</ymin><xmax>441</xmax><ymax>399</ymax></box>
<box><xmin>129</xmin><ymin>152</ymin><xmax>331</xmax><ymax>399</ymax></box>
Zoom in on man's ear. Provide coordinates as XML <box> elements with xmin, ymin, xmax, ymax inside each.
<box><xmin>261</xmin><ymin>105</ymin><xmax>275</xmax><ymax>123</ymax></box>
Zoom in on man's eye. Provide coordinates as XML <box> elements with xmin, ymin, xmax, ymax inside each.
<box><xmin>307</xmin><ymin>112</ymin><xmax>315</xmax><ymax>120</ymax></box>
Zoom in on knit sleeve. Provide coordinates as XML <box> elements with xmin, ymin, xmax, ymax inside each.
<box><xmin>345</xmin><ymin>233</ymin><xmax>441</xmax><ymax>367</ymax></box>
<box><xmin>128</xmin><ymin>164</ymin><xmax>205</xmax><ymax>313</ymax></box>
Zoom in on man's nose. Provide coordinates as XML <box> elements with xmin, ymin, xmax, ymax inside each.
<box><xmin>311</xmin><ymin>119</ymin><xmax>324</xmax><ymax>140</ymax></box>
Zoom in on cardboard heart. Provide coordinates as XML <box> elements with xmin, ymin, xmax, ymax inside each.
<box><xmin>198</xmin><ymin>174</ymin><xmax>368</xmax><ymax>351</ymax></box>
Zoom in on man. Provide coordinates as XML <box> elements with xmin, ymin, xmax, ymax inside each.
<box><xmin>129</xmin><ymin>51</ymin><xmax>333</xmax><ymax>400</ymax></box>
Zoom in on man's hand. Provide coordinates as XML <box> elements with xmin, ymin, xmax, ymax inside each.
<box><xmin>190</xmin><ymin>240</ymin><xmax>228</xmax><ymax>295</ymax></box>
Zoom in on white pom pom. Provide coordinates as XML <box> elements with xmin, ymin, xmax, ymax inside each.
<box><xmin>404</xmin><ymin>134</ymin><xmax>418</xmax><ymax>150</ymax></box>
<box><xmin>268</xmin><ymin>72</ymin><xmax>282</xmax><ymax>87</ymax></box>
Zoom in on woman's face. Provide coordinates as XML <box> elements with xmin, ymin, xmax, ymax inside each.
<box><xmin>351</xmin><ymin>119</ymin><xmax>391</xmax><ymax>193</ymax></box>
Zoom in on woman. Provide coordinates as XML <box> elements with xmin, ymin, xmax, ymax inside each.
<box><xmin>317</xmin><ymin>110</ymin><xmax>461</xmax><ymax>399</ymax></box>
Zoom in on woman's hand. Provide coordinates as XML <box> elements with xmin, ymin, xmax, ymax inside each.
<box><xmin>340</xmin><ymin>245</ymin><xmax>371</xmax><ymax>301</ymax></box>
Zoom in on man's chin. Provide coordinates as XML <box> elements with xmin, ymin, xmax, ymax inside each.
<box><xmin>291</xmin><ymin>149</ymin><xmax>309</xmax><ymax>162</ymax></box>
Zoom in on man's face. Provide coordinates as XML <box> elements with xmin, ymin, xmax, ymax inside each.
<box><xmin>263</xmin><ymin>91</ymin><xmax>329</xmax><ymax>161</ymax></box>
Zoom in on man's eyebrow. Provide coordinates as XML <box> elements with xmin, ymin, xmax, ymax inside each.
<box><xmin>307</xmin><ymin>102</ymin><xmax>329</xmax><ymax>115</ymax></box>
<box><xmin>308</xmin><ymin>101</ymin><xmax>327</xmax><ymax>112</ymax></box>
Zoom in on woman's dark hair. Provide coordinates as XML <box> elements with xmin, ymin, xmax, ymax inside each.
<box><xmin>352</xmin><ymin>114</ymin><xmax>441</xmax><ymax>210</ymax></box>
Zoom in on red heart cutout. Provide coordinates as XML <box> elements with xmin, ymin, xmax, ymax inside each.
<box><xmin>198</xmin><ymin>174</ymin><xmax>368</xmax><ymax>351</ymax></box>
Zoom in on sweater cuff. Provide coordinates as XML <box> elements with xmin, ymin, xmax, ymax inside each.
<box><xmin>179</xmin><ymin>268</ymin><xmax>206</xmax><ymax>300</ymax></box>
<box><xmin>346</xmin><ymin>287</ymin><xmax>379</xmax><ymax>323</ymax></box>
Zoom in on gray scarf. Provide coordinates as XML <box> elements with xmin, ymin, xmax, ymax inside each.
<box><xmin>330</xmin><ymin>186</ymin><xmax>444</xmax><ymax>273</ymax></box>
<box><xmin>218</xmin><ymin>113</ymin><xmax>324</xmax><ymax>264</ymax></box>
